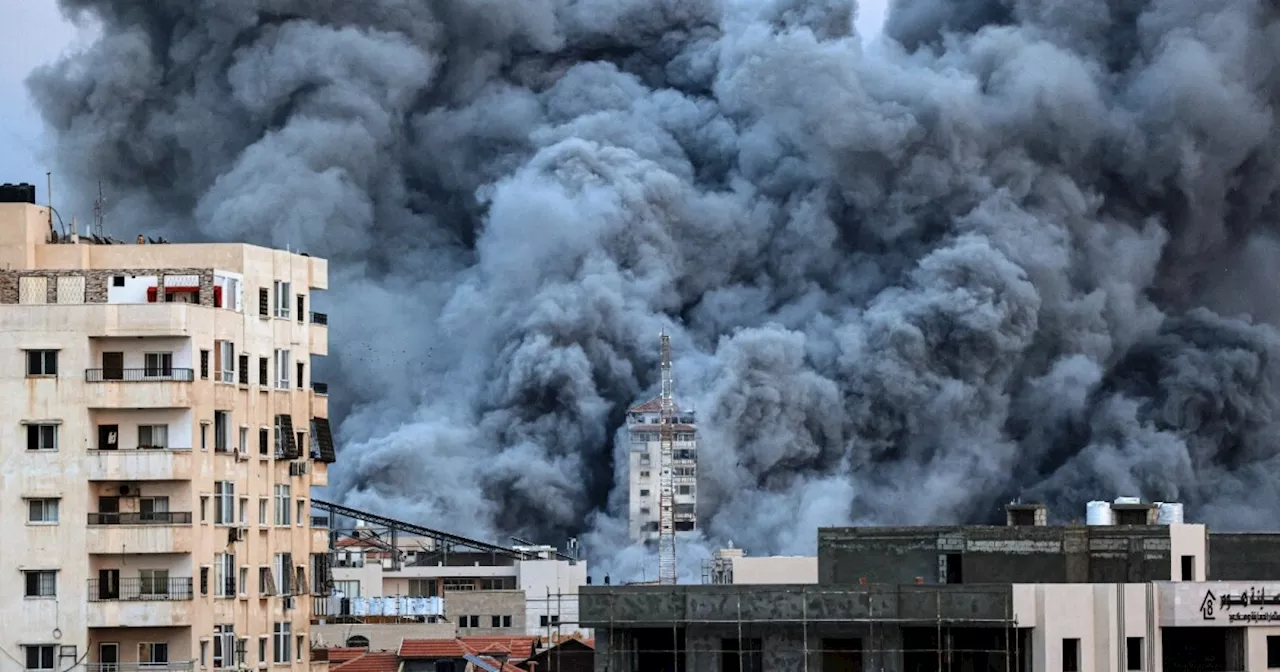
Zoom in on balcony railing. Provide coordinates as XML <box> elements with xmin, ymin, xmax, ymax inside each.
<box><xmin>311</xmin><ymin>516</ymin><xmax>330</xmax><ymax>529</ymax></box>
<box><xmin>86</xmin><ymin>368</ymin><xmax>195</xmax><ymax>383</ymax></box>
<box><xmin>88</xmin><ymin>512</ymin><xmax>193</xmax><ymax>525</ymax></box>
<box><xmin>88</xmin><ymin>446</ymin><xmax>193</xmax><ymax>452</ymax></box>
<box><xmin>88</xmin><ymin>577</ymin><xmax>194</xmax><ymax>601</ymax></box>
<box><xmin>85</xmin><ymin>662</ymin><xmax>195</xmax><ymax>672</ymax></box>
<box><xmin>310</xmin><ymin>311</ymin><xmax>328</xmax><ymax>326</ymax></box>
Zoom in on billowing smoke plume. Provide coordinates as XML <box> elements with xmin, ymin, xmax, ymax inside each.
<box><xmin>29</xmin><ymin>0</ymin><xmax>1280</xmax><ymax>577</ymax></box>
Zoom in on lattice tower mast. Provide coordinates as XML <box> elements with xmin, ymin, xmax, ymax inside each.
<box><xmin>658</xmin><ymin>330</ymin><xmax>678</xmax><ymax>584</ymax></box>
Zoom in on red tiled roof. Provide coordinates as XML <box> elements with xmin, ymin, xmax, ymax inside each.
<box><xmin>399</xmin><ymin>639</ymin><xmax>469</xmax><ymax>658</ymax></box>
<box><xmin>400</xmin><ymin>638</ymin><xmax>536</xmax><ymax>662</ymax></box>
<box><xmin>460</xmin><ymin>637</ymin><xmax>535</xmax><ymax>660</ymax></box>
<box><xmin>476</xmin><ymin>657</ymin><xmax>523</xmax><ymax>672</ymax></box>
<box><xmin>326</xmin><ymin>648</ymin><xmax>368</xmax><ymax>663</ymax></box>
<box><xmin>630</xmin><ymin>398</ymin><xmax>662</xmax><ymax>412</ymax></box>
<box><xmin>331</xmin><ymin>652</ymin><xmax>399</xmax><ymax>672</ymax></box>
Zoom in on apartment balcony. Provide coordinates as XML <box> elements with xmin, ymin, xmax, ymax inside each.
<box><xmin>90</xmin><ymin>303</ymin><xmax>194</xmax><ymax>337</ymax></box>
<box><xmin>85</xmin><ymin>447</ymin><xmax>194</xmax><ymax>481</ymax></box>
<box><xmin>84</xmin><ymin>369</ymin><xmax>195</xmax><ymax>409</ymax></box>
<box><xmin>86</xmin><ymin>513</ymin><xmax>195</xmax><ymax>554</ymax></box>
<box><xmin>85</xmin><ymin>664</ymin><xmax>195</xmax><ymax>672</ymax></box>
<box><xmin>88</xmin><ymin>577</ymin><xmax>194</xmax><ymax>602</ymax></box>
<box><xmin>310</xmin><ymin>313</ymin><xmax>328</xmax><ymax>356</ymax></box>
<box><xmin>87</xmin><ymin>593</ymin><xmax>194</xmax><ymax>627</ymax></box>
<box><xmin>312</xmin><ymin>382</ymin><xmax>329</xmax><ymax>417</ymax></box>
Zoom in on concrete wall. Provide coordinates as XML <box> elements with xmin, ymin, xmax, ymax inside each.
<box><xmin>0</xmin><ymin>202</ymin><xmax>331</xmax><ymax>672</ymax></box>
<box><xmin>729</xmin><ymin>556</ymin><xmax>818</xmax><ymax>584</ymax></box>
<box><xmin>1013</xmin><ymin>583</ymin><xmax>1159</xmax><ymax>672</ymax></box>
<box><xmin>819</xmin><ymin>525</ymin><xmax>1201</xmax><ymax>586</ymax></box>
<box><xmin>312</xmin><ymin>622</ymin><xmax>456</xmax><ymax>651</ymax></box>
<box><xmin>446</xmin><ymin>590</ymin><xmax>527</xmax><ymax>635</ymax></box>
<box><xmin>1207</xmin><ymin>533</ymin><xmax>1280</xmax><ymax>580</ymax></box>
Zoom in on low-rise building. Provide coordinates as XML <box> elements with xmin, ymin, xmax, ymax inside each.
<box><xmin>583</xmin><ymin>498</ymin><xmax>1280</xmax><ymax>672</ymax></box>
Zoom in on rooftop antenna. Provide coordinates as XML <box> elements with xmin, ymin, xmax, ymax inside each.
<box><xmin>45</xmin><ymin>171</ymin><xmax>53</xmax><ymax>235</ymax></box>
<box><xmin>93</xmin><ymin>181</ymin><xmax>106</xmax><ymax>238</ymax></box>
<box><xmin>657</xmin><ymin>329</ymin><xmax>677</xmax><ymax>585</ymax></box>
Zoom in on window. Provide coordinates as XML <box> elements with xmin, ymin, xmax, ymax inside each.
<box><xmin>258</xmin><ymin>287</ymin><xmax>270</xmax><ymax>316</ymax></box>
<box><xmin>137</xmin><ymin>568</ymin><xmax>169</xmax><ymax>596</ymax></box>
<box><xmin>238</xmin><ymin>354</ymin><xmax>249</xmax><ymax>384</ymax></box>
<box><xmin>1127</xmin><ymin>637</ymin><xmax>1143</xmax><ymax>670</ymax></box>
<box><xmin>201</xmin><ymin>422</ymin><xmax>208</xmax><ymax>451</ymax></box>
<box><xmin>945</xmin><ymin>553</ymin><xmax>963</xmax><ymax>584</ymax></box>
<box><xmin>259</xmin><ymin>498</ymin><xmax>268</xmax><ymax>525</ymax></box>
<box><xmin>24</xmin><ymin>570</ymin><xmax>56</xmax><ymax>598</ymax></box>
<box><xmin>274</xmin><ymin>281</ymin><xmax>291</xmax><ymax>318</ymax></box>
<box><xmin>258</xmin><ymin>638</ymin><xmax>267</xmax><ymax>665</ymax></box>
<box><xmin>503</xmin><ymin>615</ymin><xmax>512</xmax><ymax>628</ymax></box>
<box><xmin>1181</xmin><ymin>555</ymin><xmax>1196</xmax><ymax>581</ymax></box>
<box><xmin>259</xmin><ymin>427</ymin><xmax>269</xmax><ymax>456</ymax></box>
<box><xmin>139</xmin><ymin>496</ymin><xmax>169</xmax><ymax>520</ymax></box>
<box><xmin>25</xmin><ymin>350</ymin><xmax>57</xmax><ymax>376</ymax></box>
<box><xmin>260</xmin><ymin>567</ymin><xmax>277</xmax><ymax>596</ymax></box>
<box><xmin>239</xmin><ymin>567</ymin><xmax>248</xmax><ymax>595</ymax></box>
<box><xmin>26</xmin><ymin>424</ymin><xmax>57</xmax><ymax>451</ymax></box>
<box><xmin>639</xmin><ymin>507</ymin><xmax>651</xmax><ymax>515</ymax></box>
<box><xmin>214</xmin><ymin>552</ymin><xmax>236</xmax><ymax>597</ymax></box>
<box><xmin>27</xmin><ymin>498</ymin><xmax>59</xmax><ymax>524</ymax></box>
<box><xmin>200</xmin><ymin>496</ymin><xmax>209</xmax><ymax>523</ymax></box>
<box><xmin>678</xmin><ymin>485</ymin><xmax>693</xmax><ymax>494</ymax></box>
<box><xmin>274</xmin><ymin>349</ymin><xmax>291</xmax><ymax>388</ymax></box>
<box><xmin>239</xmin><ymin>498</ymin><xmax>248</xmax><ymax>524</ymax></box>
<box><xmin>259</xmin><ymin>357</ymin><xmax>268</xmax><ymax>386</ymax></box>
<box><xmin>295</xmin><ymin>636</ymin><xmax>304</xmax><ymax>663</ymax></box>
<box><xmin>214</xmin><ymin>482</ymin><xmax>234</xmax><ymax>524</ymax></box>
<box><xmin>139</xmin><ymin>643</ymin><xmax>168</xmax><ymax>666</ymax></box>
<box><xmin>237</xmin><ymin>639</ymin><xmax>249</xmax><ymax>667</ymax></box>
<box><xmin>1063</xmin><ymin>638</ymin><xmax>1080</xmax><ymax>672</ymax></box>
<box><xmin>273</xmin><ymin>622</ymin><xmax>292</xmax><ymax>663</ymax></box>
<box><xmin>721</xmin><ymin>639</ymin><xmax>763</xmax><ymax>672</ymax></box>
<box><xmin>214</xmin><ymin>625</ymin><xmax>236</xmax><ymax>670</ymax></box>
<box><xmin>639</xmin><ymin>489</ymin><xmax>650</xmax><ymax>497</ymax></box>
<box><xmin>217</xmin><ymin>340</ymin><xmax>235</xmax><ymax>383</ymax></box>
<box><xmin>214</xmin><ymin>411</ymin><xmax>229</xmax><ymax>452</ymax></box>
<box><xmin>200</xmin><ymin>567</ymin><xmax>209</xmax><ymax>596</ymax></box>
<box><xmin>144</xmin><ymin>352</ymin><xmax>173</xmax><ymax>378</ymax></box>
<box><xmin>295</xmin><ymin>431</ymin><xmax>306</xmax><ymax>456</ymax></box>
<box><xmin>640</xmin><ymin>470</ymin><xmax>650</xmax><ymax>478</ymax></box>
<box><xmin>296</xmin><ymin>499</ymin><xmax>305</xmax><ymax>527</ymax></box>
<box><xmin>296</xmin><ymin>294</ymin><xmax>305</xmax><ymax>323</ymax></box>
<box><xmin>200</xmin><ymin>350</ymin><xmax>210</xmax><ymax>379</ymax></box>
<box><xmin>274</xmin><ymin>553</ymin><xmax>293</xmax><ymax>595</ymax></box>
<box><xmin>139</xmin><ymin>424</ymin><xmax>169</xmax><ymax>449</ymax></box>
<box><xmin>24</xmin><ymin>645</ymin><xmax>55</xmax><ymax>671</ymax></box>
<box><xmin>296</xmin><ymin>361</ymin><xmax>305</xmax><ymax>389</ymax></box>
<box><xmin>491</xmin><ymin>615</ymin><xmax>502</xmax><ymax>628</ymax></box>
<box><xmin>274</xmin><ymin>485</ymin><xmax>291</xmax><ymax>526</ymax></box>
<box><xmin>1267</xmin><ymin>635</ymin><xmax>1280</xmax><ymax>668</ymax></box>
<box><xmin>335</xmin><ymin>580</ymin><xmax>362</xmax><ymax>598</ymax></box>
<box><xmin>239</xmin><ymin>427</ymin><xmax>248</xmax><ymax>455</ymax></box>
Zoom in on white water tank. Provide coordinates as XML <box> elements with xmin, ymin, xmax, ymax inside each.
<box><xmin>1114</xmin><ymin>496</ymin><xmax>1141</xmax><ymax>505</ymax></box>
<box><xmin>1086</xmin><ymin>501</ymin><xmax>1114</xmax><ymax>525</ymax></box>
<box><xmin>1157</xmin><ymin>502</ymin><xmax>1185</xmax><ymax>525</ymax></box>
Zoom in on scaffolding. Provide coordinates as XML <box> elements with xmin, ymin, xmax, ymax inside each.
<box><xmin>587</xmin><ymin>586</ymin><xmax>1022</xmax><ymax>672</ymax></box>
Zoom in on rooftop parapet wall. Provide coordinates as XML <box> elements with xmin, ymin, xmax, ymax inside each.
<box><xmin>819</xmin><ymin>525</ymin><xmax>1183</xmax><ymax>585</ymax></box>
<box><xmin>579</xmin><ymin>584</ymin><xmax>1014</xmax><ymax>629</ymax></box>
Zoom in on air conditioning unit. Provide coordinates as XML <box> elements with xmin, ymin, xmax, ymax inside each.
<box><xmin>227</xmin><ymin>527</ymin><xmax>247</xmax><ymax>543</ymax></box>
<box><xmin>119</xmin><ymin>483</ymin><xmax>140</xmax><ymax>497</ymax></box>
<box><xmin>233</xmin><ymin>448</ymin><xmax>249</xmax><ymax>462</ymax></box>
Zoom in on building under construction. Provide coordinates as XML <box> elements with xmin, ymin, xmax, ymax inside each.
<box><xmin>626</xmin><ymin>334</ymin><xmax>698</xmax><ymax>545</ymax></box>
<box><xmin>582</xmin><ymin>499</ymin><xmax>1280</xmax><ymax>672</ymax></box>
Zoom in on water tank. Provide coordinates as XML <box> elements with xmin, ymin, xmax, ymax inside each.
<box><xmin>1086</xmin><ymin>501</ymin><xmax>1114</xmax><ymax>525</ymax></box>
<box><xmin>1114</xmin><ymin>496</ymin><xmax>1141</xmax><ymax>505</ymax></box>
<box><xmin>1157</xmin><ymin>502</ymin><xmax>1185</xmax><ymax>525</ymax></box>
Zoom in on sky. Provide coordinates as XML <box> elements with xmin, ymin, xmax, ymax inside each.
<box><xmin>0</xmin><ymin>0</ymin><xmax>888</xmax><ymax>205</ymax></box>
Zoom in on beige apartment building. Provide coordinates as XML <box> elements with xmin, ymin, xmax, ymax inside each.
<box><xmin>0</xmin><ymin>187</ymin><xmax>335</xmax><ymax>672</ymax></box>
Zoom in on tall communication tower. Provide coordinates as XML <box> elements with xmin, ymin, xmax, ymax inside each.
<box><xmin>657</xmin><ymin>330</ymin><xmax>677</xmax><ymax>584</ymax></box>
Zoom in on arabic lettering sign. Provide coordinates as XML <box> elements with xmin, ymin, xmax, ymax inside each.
<box><xmin>1163</xmin><ymin>583</ymin><xmax>1280</xmax><ymax>627</ymax></box>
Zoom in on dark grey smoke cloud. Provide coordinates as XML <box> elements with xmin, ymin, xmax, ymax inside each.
<box><xmin>29</xmin><ymin>0</ymin><xmax>1280</xmax><ymax>577</ymax></box>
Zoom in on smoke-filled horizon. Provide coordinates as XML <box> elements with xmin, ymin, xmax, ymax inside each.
<box><xmin>28</xmin><ymin>0</ymin><xmax>1280</xmax><ymax>579</ymax></box>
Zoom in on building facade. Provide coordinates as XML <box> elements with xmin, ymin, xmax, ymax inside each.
<box><xmin>320</xmin><ymin>532</ymin><xmax>589</xmax><ymax>644</ymax></box>
<box><xmin>625</xmin><ymin>399</ymin><xmax>697</xmax><ymax>542</ymax></box>
<box><xmin>583</xmin><ymin>499</ymin><xmax>1280</xmax><ymax>672</ymax></box>
<box><xmin>0</xmin><ymin>189</ymin><xmax>335</xmax><ymax>672</ymax></box>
